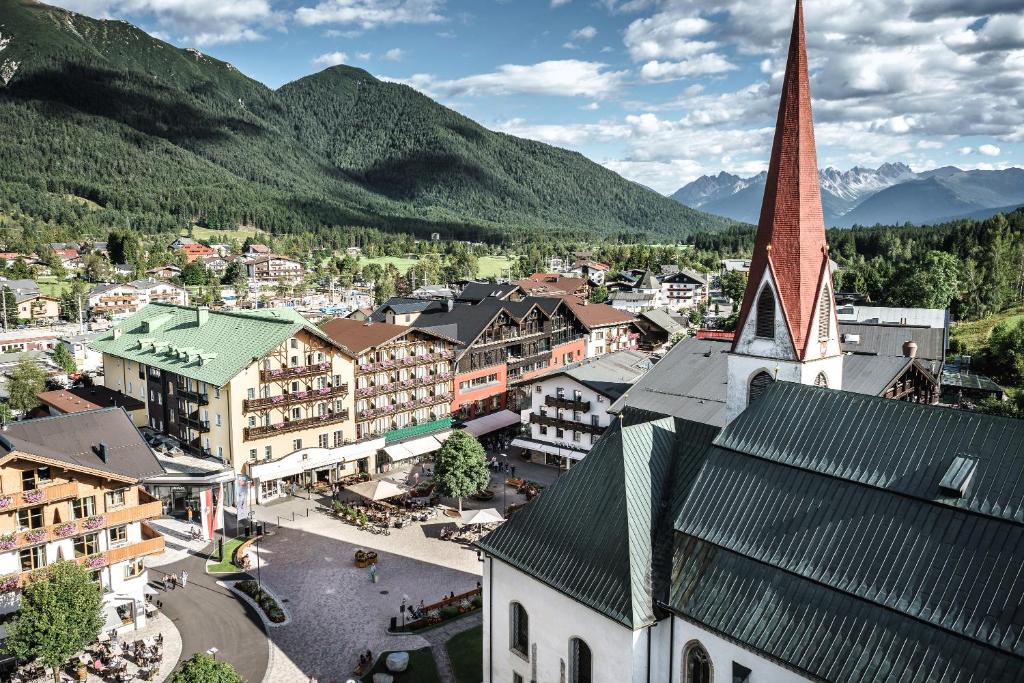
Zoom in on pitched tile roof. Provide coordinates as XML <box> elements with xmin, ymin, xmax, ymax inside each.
<box><xmin>1</xmin><ymin>408</ymin><xmax>163</xmax><ymax>481</ymax></box>
<box><xmin>89</xmin><ymin>304</ymin><xmax>337</xmax><ymax>386</ymax></box>
<box><xmin>515</xmin><ymin>275</ymin><xmax>587</xmax><ymax>297</ymax></box>
<box><xmin>733</xmin><ymin>0</ymin><xmax>830</xmax><ymax>360</ymax></box>
<box><xmin>561</xmin><ymin>296</ymin><xmax>636</xmax><ymax>329</ymax></box>
<box><xmin>319</xmin><ymin>318</ymin><xmax>455</xmax><ymax>355</ymax></box>
<box><xmin>37</xmin><ymin>385</ymin><xmax>145</xmax><ymax>414</ymax></box>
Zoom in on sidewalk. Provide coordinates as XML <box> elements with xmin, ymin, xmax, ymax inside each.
<box><xmin>145</xmin><ymin>517</ymin><xmax>213</xmax><ymax>568</ymax></box>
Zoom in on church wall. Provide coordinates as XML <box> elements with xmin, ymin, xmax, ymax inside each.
<box><xmin>732</xmin><ymin>270</ymin><xmax>796</xmax><ymax>361</ymax></box>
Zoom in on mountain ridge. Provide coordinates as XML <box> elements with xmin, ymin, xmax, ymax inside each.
<box><xmin>0</xmin><ymin>0</ymin><xmax>733</xmax><ymax>242</ymax></box>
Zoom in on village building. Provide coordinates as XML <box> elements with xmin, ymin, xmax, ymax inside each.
<box><xmin>35</xmin><ymin>385</ymin><xmax>148</xmax><ymax>426</ymax></box>
<box><xmin>607</xmin><ymin>271</ymin><xmax>664</xmax><ymax>313</ymax></box>
<box><xmin>88</xmin><ymin>305</ymin><xmax>370</xmax><ymax>505</ymax></box>
<box><xmin>0</xmin><ymin>409</ymin><xmax>165</xmax><ymax>640</ymax></box>
<box><xmin>513</xmin><ymin>274</ymin><xmax>589</xmax><ymax>299</ymax></box>
<box><xmin>245</xmin><ymin>254</ymin><xmax>304</xmax><ymax>285</ymax></box>
<box><xmin>659</xmin><ymin>269</ymin><xmax>709</xmax><ymax>311</ymax></box>
<box><xmin>559</xmin><ymin>297</ymin><xmax>639</xmax><ymax>358</ymax></box>
<box><xmin>58</xmin><ymin>331</ymin><xmax>105</xmax><ymax>374</ymax></box>
<box><xmin>87</xmin><ymin>281</ymin><xmax>188</xmax><ymax>320</ymax></box>
<box><xmin>634</xmin><ymin>309</ymin><xmax>686</xmax><ymax>351</ymax></box>
<box><xmin>478</xmin><ymin>6</ymin><xmax>1016</xmax><ymax>682</ymax></box>
<box><xmin>145</xmin><ymin>264</ymin><xmax>182</xmax><ymax>280</ymax></box>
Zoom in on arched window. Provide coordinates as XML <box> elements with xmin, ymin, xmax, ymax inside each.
<box><xmin>815</xmin><ymin>372</ymin><xmax>828</xmax><ymax>388</ymax></box>
<box><xmin>755</xmin><ymin>286</ymin><xmax>775</xmax><ymax>338</ymax></box>
<box><xmin>684</xmin><ymin>641</ymin><xmax>712</xmax><ymax>683</ymax></box>
<box><xmin>749</xmin><ymin>371</ymin><xmax>774</xmax><ymax>404</ymax></box>
<box><xmin>569</xmin><ymin>638</ymin><xmax>592</xmax><ymax>683</ymax></box>
<box><xmin>818</xmin><ymin>285</ymin><xmax>831</xmax><ymax>340</ymax></box>
<box><xmin>510</xmin><ymin>602</ymin><xmax>529</xmax><ymax>658</ymax></box>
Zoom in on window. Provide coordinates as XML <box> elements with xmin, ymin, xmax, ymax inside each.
<box><xmin>748</xmin><ymin>371</ymin><xmax>774</xmax><ymax>405</ymax></box>
<box><xmin>539</xmin><ymin>424</ymin><xmax>548</xmax><ymax>436</ymax></box>
<box><xmin>818</xmin><ymin>284</ymin><xmax>831</xmax><ymax>340</ymax></box>
<box><xmin>293</xmin><ymin>439</ymin><xmax>303</xmax><ymax>451</ymax></box>
<box><xmin>590</xmin><ymin>414</ymin><xmax>599</xmax><ymax>427</ymax></box>
<box><xmin>319</xmin><ymin>434</ymin><xmax>329</xmax><ymax>448</ymax></box>
<box><xmin>535</xmin><ymin>385</ymin><xmax>542</xmax><ymax>394</ymax></box>
<box><xmin>264</xmin><ymin>445</ymin><xmax>273</xmax><ymax>459</ymax></box>
<box><xmin>20</xmin><ymin>546</ymin><xmax>45</xmax><ymax>571</ymax></box>
<box><xmin>214</xmin><ymin>386</ymin><xmax>221</xmax><ymax>399</ymax></box>
<box><xmin>247</xmin><ymin>387</ymin><xmax>255</xmax><ymax>400</ymax></box>
<box><xmin>685</xmin><ymin>642</ymin><xmax>712</xmax><ymax>683</ymax></box>
<box><xmin>556</xmin><ymin>428</ymin><xmax>564</xmax><ymax>439</ymax></box>
<box><xmin>569</xmin><ymin>638</ymin><xmax>592</xmax><ymax>683</ymax></box>
<box><xmin>125</xmin><ymin>557</ymin><xmax>145</xmax><ymax>579</ymax></box>
<box><xmin>71</xmin><ymin>496</ymin><xmax>96</xmax><ymax>519</ymax></box>
<box><xmin>290</xmin><ymin>338</ymin><xmax>298</xmax><ymax>349</ymax></box>
<box><xmin>513</xmin><ymin>675</ymin><xmax>524</xmax><ymax>683</ymax></box>
<box><xmin>732</xmin><ymin>662</ymin><xmax>751</xmax><ymax>683</ymax></box>
<box><xmin>291</xmin><ymin>407</ymin><xmax>302</xmax><ymax>419</ymax></box>
<box><xmin>249</xmin><ymin>449</ymin><xmax>258</xmax><ymax>462</ymax></box>
<box><xmin>755</xmin><ymin>286</ymin><xmax>775</xmax><ymax>338</ymax></box>
<box><xmin>248</xmin><ymin>416</ymin><xmax>257</xmax><ymax>428</ymax></box>
<box><xmin>21</xmin><ymin>466</ymin><xmax>50</xmax><ymax>490</ymax></box>
<box><xmin>217</xmin><ymin>446</ymin><xmax>224</xmax><ymax>459</ymax></box>
<box><xmin>509</xmin><ymin>602</ymin><xmax>529</xmax><ymax>658</ymax></box>
<box><xmin>17</xmin><ymin>506</ymin><xmax>43</xmax><ymax>530</ymax></box>
<box><xmin>572</xmin><ymin>431</ymin><xmax>581</xmax><ymax>443</ymax></box>
<box><xmin>105</xmin><ymin>489</ymin><xmax>126</xmax><ymax>508</ymax></box>
<box><xmin>815</xmin><ymin>372</ymin><xmax>828</xmax><ymax>388</ymax></box>
<box><xmin>108</xmin><ymin>525</ymin><xmax>128</xmax><ymax>546</ymax></box>
<box><xmin>74</xmin><ymin>532</ymin><xmax>100</xmax><ymax>557</ymax></box>
<box><xmin>333</xmin><ymin>430</ymin><xmax>344</xmax><ymax>447</ymax></box>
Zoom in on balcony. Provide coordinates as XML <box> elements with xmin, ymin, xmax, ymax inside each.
<box><xmin>244</xmin><ymin>383</ymin><xmax>349</xmax><ymax>412</ymax></box>
<box><xmin>181</xmin><ymin>439</ymin><xmax>213</xmax><ymax>458</ymax></box>
<box><xmin>261</xmin><ymin>362</ymin><xmax>332</xmax><ymax>382</ymax></box>
<box><xmin>475</xmin><ymin>329</ymin><xmax>546</xmax><ymax>348</ymax></box>
<box><xmin>508</xmin><ymin>350</ymin><xmax>551</xmax><ymax>372</ymax></box>
<box><xmin>529</xmin><ymin>413</ymin><xmax>605</xmax><ymax>436</ymax></box>
<box><xmin>357</xmin><ymin>351</ymin><xmax>454</xmax><ymax>374</ymax></box>
<box><xmin>0</xmin><ymin>481</ymin><xmax>78</xmax><ymax>512</ymax></box>
<box><xmin>177</xmin><ymin>387</ymin><xmax>209</xmax><ymax>405</ymax></box>
<box><xmin>8</xmin><ymin>535</ymin><xmax>167</xmax><ymax>589</ymax></box>
<box><xmin>354</xmin><ymin>375</ymin><xmax>452</xmax><ymax>400</ymax></box>
<box><xmin>3</xmin><ymin>494</ymin><xmax>162</xmax><ymax>552</ymax></box>
<box><xmin>243</xmin><ymin>409</ymin><xmax>350</xmax><ymax>441</ymax></box>
<box><xmin>180</xmin><ymin>413</ymin><xmax>210</xmax><ymax>433</ymax></box>
<box><xmin>357</xmin><ymin>394</ymin><xmax>453</xmax><ymax>421</ymax></box>
<box><xmin>545</xmin><ymin>395</ymin><xmax>591</xmax><ymax>412</ymax></box>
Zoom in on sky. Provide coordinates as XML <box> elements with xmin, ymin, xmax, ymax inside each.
<box><xmin>49</xmin><ymin>0</ymin><xmax>1024</xmax><ymax>194</ymax></box>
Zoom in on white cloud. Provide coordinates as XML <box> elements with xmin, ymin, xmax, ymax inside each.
<box><xmin>979</xmin><ymin>143</ymin><xmax>1002</xmax><ymax>156</ymax></box>
<box><xmin>581</xmin><ymin>102</ymin><xmax>600</xmax><ymax>110</ymax></box>
<box><xmin>295</xmin><ymin>0</ymin><xmax>444</xmax><ymax>29</ymax></box>
<box><xmin>624</xmin><ymin>11</ymin><xmax>715</xmax><ymax>61</ymax></box>
<box><xmin>396</xmin><ymin>60</ymin><xmax>628</xmax><ymax>99</ymax></box>
<box><xmin>357</xmin><ymin>51</ymin><xmax>372</xmax><ymax>60</ymax></box>
<box><xmin>494</xmin><ymin>118</ymin><xmax>632</xmax><ymax>146</ymax></box>
<box><xmin>959</xmin><ymin>146</ymin><xmax>974</xmax><ymax>154</ymax></box>
<box><xmin>640</xmin><ymin>54</ymin><xmax>738</xmax><ymax>80</ymax></box>
<box><xmin>570</xmin><ymin>26</ymin><xmax>598</xmax><ymax>41</ymax></box>
<box><xmin>312</xmin><ymin>51</ymin><xmax>348</xmax><ymax>67</ymax></box>
<box><xmin>550</xmin><ymin>0</ymin><xmax>571</xmax><ymax>6</ymax></box>
<box><xmin>916</xmin><ymin>140</ymin><xmax>944</xmax><ymax>149</ymax></box>
<box><xmin>383</xmin><ymin>48</ymin><xmax>404</xmax><ymax>61</ymax></box>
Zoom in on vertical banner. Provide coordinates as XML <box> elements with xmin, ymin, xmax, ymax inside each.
<box><xmin>214</xmin><ymin>482</ymin><xmax>225</xmax><ymax>533</ymax></box>
<box><xmin>200</xmin><ymin>487</ymin><xmax>214</xmax><ymax>541</ymax></box>
<box><xmin>236</xmin><ymin>475</ymin><xmax>250</xmax><ymax>520</ymax></box>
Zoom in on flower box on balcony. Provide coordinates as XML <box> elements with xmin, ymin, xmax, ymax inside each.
<box><xmin>0</xmin><ymin>496</ymin><xmax>11</xmax><ymax>509</ymax></box>
<box><xmin>22</xmin><ymin>490</ymin><xmax>44</xmax><ymax>504</ymax></box>
<box><xmin>83</xmin><ymin>515</ymin><xmax>105</xmax><ymax>530</ymax></box>
<box><xmin>25</xmin><ymin>530</ymin><xmax>47</xmax><ymax>544</ymax></box>
<box><xmin>0</xmin><ymin>533</ymin><xmax>16</xmax><ymax>551</ymax></box>
<box><xmin>85</xmin><ymin>554</ymin><xmax>107</xmax><ymax>569</ymax></box>
<box><xmin>55</xmin><ymin>523</ymin><xmax>76</xmax><ymax>538</ymax></box>
<box><xmin>0</xmin><ymin>574</ymin><xmax>18</xmax><ymax>592</ymax></box>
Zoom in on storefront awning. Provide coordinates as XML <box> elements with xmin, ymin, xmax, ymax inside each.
<box><xmin>250</xmin><ymin>437</ymin><xmax>384</xmax><ymax>480</ymax></box>
<box><xmin>511</xmin><ymin>437</ymin><xmax>588</xmax><ymax>461</ymax></box>
<box><xmin>462</xmin><ymin>410</ymin><xmax>523</xmax><ymax>437</ymax></box>
<box><xmin>382</xmin><ymin>433</ymin><xmax>449</xmax><ymax>463</ymax></box>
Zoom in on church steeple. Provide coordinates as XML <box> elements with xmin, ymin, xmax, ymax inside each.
<box><xmin>725</xmin><ymin>0</ymin><xmax>842</xmax><ymax>423</ymax></box>
<box><xmin>733</xmin><ymin>0</ymin><xmax>831</xmax><ymax>360</ymax></box>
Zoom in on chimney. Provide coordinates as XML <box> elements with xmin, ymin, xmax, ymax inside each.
<box><xmin>112</xmin><ymin>327</ymin><xmax>123</xmax><ymax>340</ymax></box>
<box><xmin>95</xmin><ymin>442</ymin><xmax>109</xmax><ymax>463</ymax></box>
<box><xmin>902</xmin><ymin>340</ymin><xmax>918</xmax><ymax>358</ymax></box>
<box><xmin>196</xmin><ymin>306</ymin><xmax>210</xmax><ymax>326</ymax></box>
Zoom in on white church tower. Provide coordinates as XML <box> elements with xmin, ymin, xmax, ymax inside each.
<box><xmin>725</xmin><ymin>0</ymin><xmax>842</xmax><ymax>423</ymax></box>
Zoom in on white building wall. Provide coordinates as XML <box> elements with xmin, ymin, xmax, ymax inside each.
<box><xmin>527</xmin><ymin>376</ymin><xmax>610</xmax><ymax>456</ymax></box>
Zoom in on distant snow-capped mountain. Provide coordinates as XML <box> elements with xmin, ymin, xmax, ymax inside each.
<box><xmin>671</xmin><ymin>163</ymin><xmax>1024</xmax><ymax>226</ymax></box>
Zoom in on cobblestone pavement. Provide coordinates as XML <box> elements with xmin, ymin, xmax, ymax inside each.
<box><xmin>251</xmin><ymin>496</ymin><xmax>484</xmax><ymax>683</ymax></box>
<box><xmin>145</xmin><ymin>517</ymin><xmax>213</xmax><ymax>568</ymax></box>
<box><xmin>77</xmin><ymin>611</ymin><xmax>182</xmax><ymax>683</ymax></box>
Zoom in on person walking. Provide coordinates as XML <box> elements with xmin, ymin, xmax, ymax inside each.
<box><xmin>185</xmin><ymin>505</ymin><xmax>193</xmax><ymax>524</ymax></box>
<box><xmin>180</xmin><ymin>570</ymin><xmax>188</xmax><ymax>588</ymax></box>
<box><xmin>168</xmin><ymin>572</ymin><xmax>177</xmax><ymax>590</ymax></box>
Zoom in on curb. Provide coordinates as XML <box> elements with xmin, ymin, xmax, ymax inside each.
<box><xmin>220</xmin><ymin>579</ymin><xmax>292</xmax><ymax>628</ymax></box>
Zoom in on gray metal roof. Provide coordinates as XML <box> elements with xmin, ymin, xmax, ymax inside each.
<box><xmin>942</xmin><ymin>368</ymin><xmax>1006</xmax><ymax>393</ymax></box>
<box><xmin>840</xmin><ymin>353</ymin><xmax>913</xmax><ymax>395</ymax></box>
<box><xmin>638</xmin><ymin>309</ymin><xmax>684</xmax><ymax>335</ymax></box>
<box><xmin>532</xmin><ymin>350</ymin><xmax>650</xmax><ymax>401</ymax></box>
<box><xmin>840</xmin><ymin>322</ymin><xmax>945</xmax><ymax>361</ymax></box>
<box><xmin>610</xmin><ymin>337</ymin><xmax>730</xmax><ymax>427</ymax></box>
<box><xmin>837</xmin><ymin>305</ymin><xmax>949</xmax><ymax>330</ymax></box>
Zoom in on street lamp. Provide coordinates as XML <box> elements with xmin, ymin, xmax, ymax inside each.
<box><xmin>500</xmin><ymin>452</ymin><xmax>507</xmax><ymax>514</ymax></box>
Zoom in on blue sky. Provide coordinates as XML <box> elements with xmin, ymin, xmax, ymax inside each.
<box><xmin>51</xmin><ymin>0</ymin><xmax>1024</xmax><ymax>193</ymax></box>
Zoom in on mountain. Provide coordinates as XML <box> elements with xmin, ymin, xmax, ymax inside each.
<box><xmin>672</xmin><ymin>163</ymin><xmax>917</xmax><ymax>224</ymax></box>
<box><xmin>0</xmin><ymin>1</ymin><xmax>732</xmax><ymax>242</ymax></box>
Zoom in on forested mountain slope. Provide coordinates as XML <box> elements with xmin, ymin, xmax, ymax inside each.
<box><xmin>0</xmin><ymin>0</ymin><xmax>732</xmax><ymax>242</ymax></box>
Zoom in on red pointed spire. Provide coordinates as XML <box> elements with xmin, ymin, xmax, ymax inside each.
<box><xmin>733</xmin><ymin>0</ymin><xmax>830</xmax><ymax>359</ymax></box>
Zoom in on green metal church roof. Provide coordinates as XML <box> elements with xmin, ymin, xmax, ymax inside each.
<box><xmin>89</xmin><ymin>304</ymin><xmax>336</xmax><ymax>387</ymax></box>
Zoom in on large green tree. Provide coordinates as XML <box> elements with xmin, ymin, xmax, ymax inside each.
<box><xmin>721</xmin><ymin>270</ymin><xmax>748</xmax><ymax>305</ymax></box>
<box><xmin>7</xmin><ymin>561</ymin><xmax>103</xmax><ymax>683</ymax></box>
<box><xmin>433</xmin><ymin>430</ymin><xmax>490</xmax><ymax>512</ymax></box>
<box><xmin>172</xmin><ymin>653</ymin><xmax>245</xmax><ymax>683</ymax></box>
<box><xmin>52</xmin><ymin>344</ymin><xmax>76</xmax><ymax>375</ymax></box>
<box><xmin>8</xmin><ymin>356</ymin><xmax>47</xmax><ymax>413</ymax></box>
<box><xmin>1</xmin><ymin>286</ymin><xmax>17</xmax><ymax>329</ymax></box>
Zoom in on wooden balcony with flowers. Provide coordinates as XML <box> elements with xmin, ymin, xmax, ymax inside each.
<box><xmin>353</xmin><ymin>373</ymin><xmax>453</xmax><ymax>400</ymax></box>
<box><xmin>260</xmin><ymin>361</ymin><xmax>331</xmax><ymax>382</ymax></box>
<box><xmin>3</xmin><ymin>535</ymin><xmax>166</xmax><ymax>591</ymax></box>
<box><xmin>243</xmin><ymin>408</ymin><xmax>351</xmax><ymax>441</ymax></box>
<box><xmin>357</xmin><ymin>393</ymin><xmax>453</xmax><ymax>421</ymax></box>
<box><xmin>0</xmin><ymin>481</ymin><xmax>78</xmax><ymax>513</ymax></box>
<box><xmin>357</xmin><ymin>350</ymin><xmax>454</xmax><ymax>375</ymax></box>
<box><xmin>0</xmin><ymin>496</ymin><xmax>162</xmax><ymax>552</ymax></box>
<box><xmin>244</xmin><ymin>383</ymin><xmax>349</xmax><ymax>412</ymax></box>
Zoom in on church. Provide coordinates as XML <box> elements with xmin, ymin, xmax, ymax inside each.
<box><xmin>476</xmin><ymin>2</ymin><xmax>1024</xmax><ymax>682</ymax></box>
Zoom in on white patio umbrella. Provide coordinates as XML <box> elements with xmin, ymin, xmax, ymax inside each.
<box><xmin>459</xmin><ymin>508</ymin><xmax>505</xmax><ymax>525</ymax></box>
<box><xmin>345</xmin><ymin>479</ymin><xmax>408</xmax><ymax>501</ymax></box>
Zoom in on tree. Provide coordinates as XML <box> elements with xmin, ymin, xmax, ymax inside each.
<box><xmin>9</xmin><ymin>256</ymin><xmax>31</xmax><ymax>280</ymax></box>
<box><xmin>984</xmin><ymin>319</ymin><xmax>1024</xmax><ymax>385</ymax></box>
<box><xmin>889</xmin><ymin>251</ymin><xmax>962</xmax><ymax>309</ymax></box>
<box><xmin>589</xmin><ymin>285</ymin><xmax>608</xmax><ymax>304</ymax></box>
<box><xmin>721</xmin><ymin>270</ymin><xmax>748</xmax><ymax>305</ymax></box>
<box><xmin>107</xmin><ymin>228</ymin><xmax>142</xmax><ymax>267</ymax></box>
<box><xmin>172</xmin><ymin>653</ymin><xmax>245</xmax><ymax>683</ymax></box>
<box><xmin>59</xmin><ymin>282</ymin><xmax>87</xmax><ymax>323</ymax></box>
<box><xmin>180</xmin><ymin>260</ymin><xmax>210</xmax><ymax>286</ymax></box>
<box><xmin>52</xmin><ymin>344</ymin><xmax>76</xmax><ymax>375</ymax></box>
<box><xmin>81</xmin><ymin>253</ymin><xmax>108</xmax><ymax>283</ymax></box>
<box><xmin>0</xmin><ymin>402</ymin><xmax>12</xmax><ymax>427</ymax></box>
<box><xmin>1</xmin><ymin>286</ymin><xmax>17</xmax><ymax>329</ymax></box>
<box><xmin>8</xmin><ymin>356</ymin><xmax>47</xmax><ymax>413</ymax></box>
<box><xmin>7</xmin><ymin>561</ymin><xmax>103</xmax><ymax>683</ymax></box>
<box><xmin>433</xmin><ymin>430</ymin><xmax>490</xmax><ymax>512</ymax></box>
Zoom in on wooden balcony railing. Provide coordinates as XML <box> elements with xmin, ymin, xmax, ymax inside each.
<box><xmin>507</xmin><ymin>350</ymin><xmax>552</xmax><ymax>372</ymax></box>
<box><xmin>0</xmin><ymin>481</ymin><xmax>78</xmax><ymax>512</ymax></box>
<box><xmin>529</xmin><ymin>413</ymin><xmax>605</xmax><ymax>436</ymax></box>
<box><xmin>260</xmin><ymin>362</ymin><xmax>332</xmax><ymax>382</ymax></box>
<box><xmin>357</xmin><ymin>394</ymin><xmax>453</xmax><ymax>421</ymax></box>
<box><xmin>244</xmin><ymin>383</ymin><xmax>349</xmax><ymax>412</ymax></box>
<box><xmin>3</xmin><ymin>497</ymin><xmax>162</xmax><ymax>552</ymax></box>
<box><xmin>545</xmin><ymin>395</ymin><xmax>591</xmax><ymax>413</ymax></box>
<box><xmin>243</xmin><ymin>409</ymin><xmax>350</xmax><ymax>441</ymax></box>
<box><xmin>180</xmin><ymin>413</ymin><xmax>210</xmax><ymax>433</ymax></box>
<box><xmin>176</xmin><ymin>387</ymin><xmax>209</xmax><ymax>405</ymax></box>
<box><xmin>10</xmin><ymin>536</ymin><xmax>166</xmax><ymax>589</ymax></box>
<box><xmin>356</xmin><ymin>351</ymin><xmax>453</xmax><ymax>374</ymax></box>
<box><xmin>354</xmin><ymin>375</ymin><xmax>452</xmax><ymax>400</ymax></box>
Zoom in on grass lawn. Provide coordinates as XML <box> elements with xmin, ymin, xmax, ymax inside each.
<box><xmin>184</xmin><ymin>225</ymin><xmax>266</xmax><ymax>243</ymax></box>
<box><xmin>476</xmin><ymin>256</ymin><xmax>514</xmax><ymax>279</ymax></box>
<box><xmin>361</xmin><ymin>648</ymin><xmax>440</xmax><ymax>683</ymax></box>
<box><xmin>445</xmin><ymin>625</ymin><xmax>482</xmax><ymax>683</ymax></box>
<box><xmin>35</xmin><ymin>277</ymin><xmax>73</xmax><ymax>298</ymax></box>
<box><xmin>359</xmin><ymin>256</ymin><xmax>420</xmax><ymax>274</ymax></box>
<box><xmin>951</xmin><ymin>306</ymin><xmax>1024</xmax><ymax>354</ymax></box>
<box><xmin>206</xmin><ymin>537</ymin><xmax>247</xmax><ymax>573</ymax></box>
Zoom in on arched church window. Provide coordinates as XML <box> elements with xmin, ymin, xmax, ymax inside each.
<box><xmin>749</xmin><ymin>371</ymin><xmax>774</xmax><ymax>404</ymax></box>
<box><xmin>755</xmin><ymin>286</ymin><xmax>775</xmax><ymax>338</ymax></box>
<box><xmin>815</xmin><ymin>372</ymin><xmax>828</xmax><ymax>388</ymax></box>
<box><xmin>818</xmin><ymin>285</ymin><xmax>831</xmax><ymax>340</ymax></box>
<box><xmin>569</xmin><ymin>638</ymin><xmax>592</xmax><ymax>683</ymax></box>
<box><xmin>510</xmin><ymin>602</ymin><xmax>529</xmax><ymax>658</ymax></box>
<box><xmin>684</xmin><ymin>641</ymin><xmax>712</xmax><ymax>683</ymax></box>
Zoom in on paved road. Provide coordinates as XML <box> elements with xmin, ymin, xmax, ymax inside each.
<box><xmin>150</xmin><ymin>548</ymin><xmax>269</xmax><ymax>683</ymax></box>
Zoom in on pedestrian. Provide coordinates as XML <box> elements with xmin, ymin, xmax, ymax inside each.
<box><xmin>180</xmin><ymin>570</ymin><xmax>188</xmax><ymax>588</ymax></box>
<box><xmin>369</xmin><ymin>563</ymin><xmax>378</xmax><ymax>582</ymax></box>
<box><xmin>169</xmin><ymin>572</ymin><xmax>177</xmax><ymax>590</ymax></box>
<box><xmin>185</xmin><ymin>505</ymin><xmax>193</xmax><ymax>523</ymax></box>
